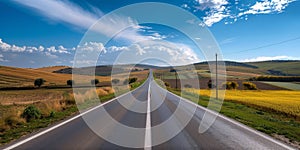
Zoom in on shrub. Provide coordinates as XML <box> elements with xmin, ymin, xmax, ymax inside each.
<box><xmin>207</xmin><ymin>80</ymin><xmax>214</xmax><ymax>89</ymax></box>
<box><xmin>129</xmin><ymin>78</ymin><xmax>137</xmax><ymax>84</ymax></box>
<box><xmin>243</xmin><ymin>82</ymin><xmax>257</xmax><ymax>90</ymax></box>
<box><xmin>49</xmin><ymin>111</ymin><xmax>56</xmax><ymax>118</ymax></box>
<box><xmin>21</xmin><ymin>105</ymin><xmax>41</xmax><ymax>122</ymax></box>
<box><xmin>164</xmin><ymin>82</ymin><xmax>170</xmax><ymax>87</ymax></box>
<box><xmin>222</xmin><ymin>81</ymin><xmax>239</xmax><ymax>90</ymax></box>
<box><xmin>91</xmin><ymin>79</ymin><xmax>100</xmax><ymax>85</ymax></box>
<box><xmin>184</xmin><ymin>84</ymin><xmax>192</xmax><ymax>88</ymax></box>
<box><xmin>123</xmin><ymin>78</ymin><xmax>137</xmax><ymax>85</ymax></box>
<box><xmin>34</xmin><ymin>78</ymin><xmax>45</xmax><ymax>87</ymax></box>
<box><xmin>67</xmin><ymin>80</ymin><xmax>75</xmax><ymax>86</ymax></box>
<box><xmin>112</xmin><ymin>79</ymin><xmax>120</xmax><ymax>84</ymax></box>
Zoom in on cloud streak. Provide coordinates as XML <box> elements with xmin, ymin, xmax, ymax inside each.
<box><xmin>12</xmin><ymin>0</ymin><xmax>161</xmax><ymax>43</ymax></box>
<box><xmin>12</xmin><ymin>0</ymin><xmax>102</xmax><ymax>29</ymax></box>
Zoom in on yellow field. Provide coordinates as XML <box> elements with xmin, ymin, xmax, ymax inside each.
<box><xmin>188</xmin><ymin>89</ymin><xmax>300</xmax><ymax>118</ymax></box>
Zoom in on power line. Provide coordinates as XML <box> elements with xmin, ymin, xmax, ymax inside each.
<box><xmin>223</xmin><ymin>36</ymin><xmax>300</xmax><ymax>55</ymax></box>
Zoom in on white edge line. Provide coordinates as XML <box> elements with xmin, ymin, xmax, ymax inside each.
<box><xmin>155</xmin><ymin>83</ymin><xmax>295</xmax><ymax>150</ymax></box>
<box><xmin>4</xmin><ymin>78</ymin><xmax>149</xmax><ymax>150</ymax></box>
<box><xmin>144</xmin><ymin>78</ymin><xmax>152</xmax><ymax>150</ymax></box>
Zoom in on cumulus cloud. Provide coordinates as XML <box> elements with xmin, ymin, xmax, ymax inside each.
<box><xmin>99</xmin><ymin>41</ymin><xmax>201</xmax><ymax>66</ymax></box>
<box><xmin>45</xmin><ymin>52</ymin><xmax>58</xmax><ymax>59</ymax></box>
<box><xmin>240</xmin><ymin>55</ymin><xmax>300</xmax><ymax>62</ymax></box>
<box><xmin>76</xmin><ymin>42</ymin><xmax>106</xmax><ymax>52</ymax></box>
<box><xmin>0</xmin><ymin>39</ymin><xmax>71</xmax><ymax>58</ymax></box>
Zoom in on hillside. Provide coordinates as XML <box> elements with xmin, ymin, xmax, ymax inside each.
<box><xmin>0</xmin><ymin>66</ymin><xmax>110</xmax><ymax>88</ymax></box>
<box><xmin>249</xmin><ymin>60</ymin><xmax>300</xmax><ymax>76</ymax></box>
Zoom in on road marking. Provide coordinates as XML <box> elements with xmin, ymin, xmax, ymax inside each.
<box><xmin>4</xmin><ymin>79</ymin><xmax>149</xmax><ymax>150</ymax></box>
<box><xmin>156</xmin><ymin>84</ymin><xmax>294</xmax><ymax>150</ymax></box>
<box><xmin>144</xmin><ymin>80</ymin><xmax>152</xmax><ymax>150</ymax></box>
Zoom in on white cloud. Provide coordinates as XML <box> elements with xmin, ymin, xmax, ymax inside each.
<box><xmin>12</xmin><ymin>0</ymin><xmax>101</xmax><ymax>30</ymax></box>
<box><xmin>101</xmin><ymin>41</ymin><xmax>201</xmax><ymax>66</ymax></box>
<box><xmin>240</xmin><ymin>55</ymin><xmax>300</xmax><ymax>62</ymax></box>
<box><xmin>76</xmin><ymin>42</ymin><xmax>106</xmax><ymax>53</ymax></box>
<box><xmin>45</xmin><ymin>52</ymin><xmax>58</xmax><ymax>59</ymax></box>
<box><xmin>187</xmin><ymin>0</ymin><xmax>295</xmax><ymax>26</ymax></box>
<box><xmin>47</xmin><ymin>46</ymin><xmax>69</xmax><ymax>54</ymax></box>
<box><xmin>239</xmin><ymin>0</ymin><xmax>295</xmax><ymax>16</ymax></box>
<box><xmin>12</xmin><ymin>0</ymin><xmax>158</xmax><ymax>43</ymax></box>
<box><xmin>0</xmin><ymin>54</ymin><xmax>8</xmax><ymax>62</ymax></box>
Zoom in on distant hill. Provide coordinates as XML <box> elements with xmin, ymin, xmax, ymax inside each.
<box><xmin>249</xmin><ymin>60</ymin><xmax>300</xmax><ymax>76</ymax></box>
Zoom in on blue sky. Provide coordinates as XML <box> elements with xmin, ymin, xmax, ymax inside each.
<box><xmin>0</xmin><ymin>0</ymin><xmax>299</xmax><ymax>68</ymax></box>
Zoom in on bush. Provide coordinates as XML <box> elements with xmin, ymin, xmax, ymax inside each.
<box><xmin>34</xmin><ymin>78</ymin><xmax>45</xmax><ymax>87</ymax></box>
<box><xmin>184</xmin><ymin>84</ymin><xmax>192</xmax><ymax>88</ymax></box>
<box><xmin>123</xmin><ymin>78</ymin><xmax>138</xmax><ymax>85</ymax></box>
<box><xmin>21</xmin><ymin>105</ymin><xmax>41</xmax><ymax>122</ymax></box>
<box><xmin>67</xmin><ymin>80</ymin><xmax>75</xmax><ymax>86</ymax></box>
<box><xmin>207</xmin><ymin>80</ymin><xmax>214</xmax><ymax>89</ymax></box>
<box><xmin>112</xmin><ymin>79</ymin><xmax>120</xmax><ymax>84</ymax></box>
<box><xmin>164</xmin><ymin>82</ymin><xmax>170</xmax><ymax>87</ymax></box>
<box><xmin>91</xmin><ymin>79</ymin><xmax>100</xmax><ymax>85</ymax></box>
<box><xmin>222</xmin><ymin>81</ymin><xmax>239</xmax><ymax>90</ymax></box>
<box><xmin>243</xmin><ymin>82</ymin><xmax>257</xmax><ymax>90</ymax></box>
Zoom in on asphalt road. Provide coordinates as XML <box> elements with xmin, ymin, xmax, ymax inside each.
<box><xmin>4</xmin><ymin>71</ymin><xmax>294</xmax><ymax>150</ymax></box>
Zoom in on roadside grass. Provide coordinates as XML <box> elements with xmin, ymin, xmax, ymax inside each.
<box><xmin>0</xmin><ymin>79</ymin><xmax>146</xmax><ymax>145</ymax></box>
<box><xmin>169</xmin><ymin>88</ymin><xmax>300</xmax><ymax>147</ymax></box>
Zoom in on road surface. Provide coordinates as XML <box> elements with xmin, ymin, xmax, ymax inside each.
<box><xmin>4</xmin><ymin>71</ymin><xmax>294</xmax><ymax>150</ymax></box>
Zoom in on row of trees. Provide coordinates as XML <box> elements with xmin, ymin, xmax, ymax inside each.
<box><xmin>250</xmin><ymin>76</ymin><xmax>300</xmax><ymax>82</ymax></box>
<box><xmin>34</xmin><ymin>78</ymin><xmax>137</xmax><ymax>87</ymax></box>
<box><xmin>207</xmin><ymin>80</ymin><xmax>257</xmax><ymax>90</ymax></box>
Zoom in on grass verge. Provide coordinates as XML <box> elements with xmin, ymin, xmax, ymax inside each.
<box><xmin>168</xmin><ymin>88</ymin><xmax>300</xmax><ymax>148</ymax></box>
<box><xmin>0</xmin><ymin>79</ymin><xmax>146</xmax><ymax>146</ymax></box>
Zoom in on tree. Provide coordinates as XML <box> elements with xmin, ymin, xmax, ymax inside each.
<box><xmin>91</xmin><ymin>79</ymin><xmax>100</xmax><ymax>85</ymax></box>
<box><xmin>67</xmin><ymin>80</ymin><xmax>75</xmax><ymax>87</ymax></box>
<box><xmin>207</xmin><ymin>80</ymin><xmax>213</xmax><ymax>89</ymax></box>
<box><xmin>123</xmin><ymin>78</ymin><xmax>137</xmax><ymax>85</ymax></box>
<box><xmin>243</xmin><ymin>82</ymin><xmax>257</xmax><ymax>90</ymax></box>
<box><xmin>222</xmin><ymin>81</ymin><xmax>239</xmax><ymax>90</ymax></box>
<box><xmin>170</xmin><ymin>69</ymin><xmax>178</xmax><ymax>89</ymax></box>
<box><xmin>34</xmin><ymin>78</ymin><xmax>45</xmax><ymax>87</ymax></box>
<box><xmin>112</xmin><ymin>79</ymin><xmax>120</xmax><ymax>84</ymax></box>
<box><xmin>129</xmin><ymin>78</ymin><xmax>137</xmax><ymax>84</ymax></box>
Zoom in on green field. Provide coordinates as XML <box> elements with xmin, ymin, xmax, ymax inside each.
<box><xmin>263</xmin><ymin>82</ymin><xmax>300</xmax><ymax>90</ymax></box>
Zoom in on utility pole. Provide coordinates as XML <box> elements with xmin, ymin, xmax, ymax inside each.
<box><xmin>175</xmin><ymin>71</ymin><xmax>178</xmax><ymax>89</ymax></box>
<box><xmin>216</xmin><ymin>53</ymin><xmax>218</xmax><ymax>100</ymax></box>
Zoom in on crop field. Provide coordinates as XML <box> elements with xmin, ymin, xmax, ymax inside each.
<box><xmin>263</xmin><ymin>82</ymin><xmax>300</xmax><ymax>90</ymax></box>
<box><xmin>0</xmin><ymin>66</ymin><xmax>148</xmax><ymax>88</ymax></box>
<box><xmin>0</xmin><ymin>66</ymin><xmax>112</xmax><ymax>88</ymax></box>
<box><xmin>186</xmin><ymin>89</ymin><xmax>300</xmax><ymax>118</ymax></box>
